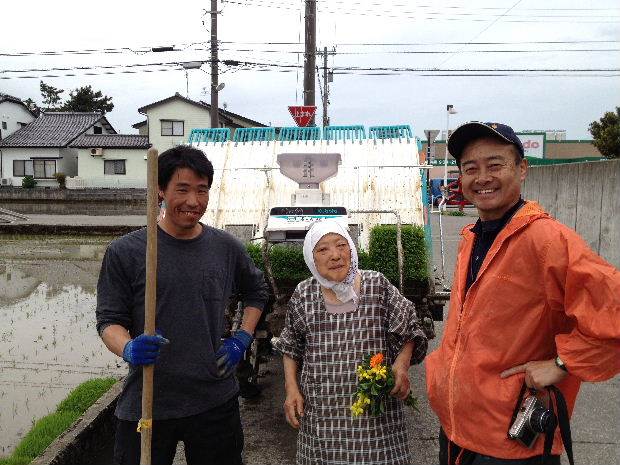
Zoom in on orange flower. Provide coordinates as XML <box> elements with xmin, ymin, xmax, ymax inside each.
<box><xmin>370</xmin><ymin>353</ymin><xmax>384</xmax><ymax>368</ymax></box>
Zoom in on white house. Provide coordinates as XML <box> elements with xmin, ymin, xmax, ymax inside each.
<box><xmin>0</xmin><ymin>112</ymin><xmax>116</xmax><ymax>187</ymax></box>
<box><xmin>68</xmin><ymin>134</ymin><xmax>150</xmax><ymax>188</ymax></box>
<box><xmin>0</xmin><ymin>93</ymin><xmax>36</xmax><ymax>141</ymax></box>
<box><xmin>134</xmin><ymin>93</ymin><xmax>266</xmax><ymax>153</ymax></box>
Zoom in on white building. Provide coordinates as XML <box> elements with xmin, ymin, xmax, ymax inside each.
<box><xmin>0</xmin><ymin>93</ymin><xmax>36</xmax><ymax>141</ymax></box>
<box><xmin>0</xmin><ymin>112</ymin><xmax>116</xmax><ymax>187</ymax></box>
<box><xmin>68</xmin><ymin>134</ymin><xmax>150</xmax><ymax>188</ymax></box>
<box><xmin>134</xmin><ymin>93</ymin><xmax>266</xmax><ymax>153</ymax></box>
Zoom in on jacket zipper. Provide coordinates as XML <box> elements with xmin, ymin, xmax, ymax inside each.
<box><xmin>445</xmin><ymin>214</ymin><xmax>539</xmax><ymax>444</ymax></box>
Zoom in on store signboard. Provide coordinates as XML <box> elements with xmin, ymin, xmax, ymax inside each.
<box><xmin>517</xmin><ymin>133</ymin><xmax>546</xmax><ymax>159</ymax></box>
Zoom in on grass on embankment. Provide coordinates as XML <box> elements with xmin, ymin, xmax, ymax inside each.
<box><xmin>0</xmin><ymin>378</ymin><xmax>117</xmax><ymax>465</ymax></box>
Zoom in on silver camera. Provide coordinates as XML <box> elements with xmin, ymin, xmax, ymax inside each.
<box><xmin>508</xmin><ymin>395</ymin><xmax>554</xmax><ymax>448</ymax></box>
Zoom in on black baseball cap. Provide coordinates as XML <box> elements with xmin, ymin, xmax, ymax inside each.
<box><xmin>447</xmin><ymin>121</ymin><xmax>525</xmax><ymax>163</ymax></box>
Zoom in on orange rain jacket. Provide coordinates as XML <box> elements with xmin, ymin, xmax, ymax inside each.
<box><xmin>425</xmin><ymin>201</ymin><xmax>620</xmax><ymax>459</ymax></box>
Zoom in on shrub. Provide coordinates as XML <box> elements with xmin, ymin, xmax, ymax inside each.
<box><xmin>367</xmin><ymin>224</ymin><xmax>429</xmax><ymax>283</ymax></box>
<box><xmin>21</xmin><ymin>175</ymin><xmax>37</xmax><ymax>188</ymax></box>
<box><xmin>245</xmin><ymin>223</ymin><xmax>428</xmax><ymax>287</ymax></box>
<box><xmin>246</xmin><ymin>243</ymin><xmax>310</xmax><ymax>284</ymax></box>
<box><xmin>54</xmin><ymin>172</ymin><xmax>66</xmax><ymax>189</ymax></box>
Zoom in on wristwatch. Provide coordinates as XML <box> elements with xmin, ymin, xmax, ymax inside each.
<box><xmin>554</xmin><ymin>356</ymin><xmax>568</xmax><ymax>372</ymax></box>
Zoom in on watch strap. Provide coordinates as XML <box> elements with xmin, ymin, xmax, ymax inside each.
<box><xmin>555</xmin><ymin>356</ymin><xmax>568</xmax><ymax>372</ymax></box>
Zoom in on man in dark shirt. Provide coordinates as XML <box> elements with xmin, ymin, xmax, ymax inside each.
<box><xmin>96</xmin><ymin>145</ymin><xmax>269</xmax><ymax>465</ymax></box>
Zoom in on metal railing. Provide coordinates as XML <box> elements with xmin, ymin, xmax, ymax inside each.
<box><xmin>368</xmin><ymin>125</ymin><xmax>413</xmax><ymax>140</ymax></box>
<box><xmin>232</xmin><ymin>127</ymin><xmax>276</xmax><ymax>143</ymax></box>
<box><xmin>188</xmin><ymin>128</ymin><xmax>231</xmax><ymax>143</ymax></box>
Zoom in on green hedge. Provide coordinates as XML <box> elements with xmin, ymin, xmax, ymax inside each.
<box><xmin>247</xmin><ymin>243</ymin><xmax>311</xmax><ymax>283</ymax></box>
<box><xmin>245</xmin><ymin>223</ymin><xmax>428</xmax><ymax>287</ymax></box>
<box><xmin>0</xmin><ymin>378</ymin><xmax>117</xmax><ymax>465</ymax></box>
<box><xmin>368</xmin><ymin>224</ymin><xmax>429</xmax><ymax>282</ymax></box>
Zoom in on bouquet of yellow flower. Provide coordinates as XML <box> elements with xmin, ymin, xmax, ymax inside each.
<box><xmin>351</xmin><ymin>352</ymin><xmax>418</xmax><ymax>417</ymax></box>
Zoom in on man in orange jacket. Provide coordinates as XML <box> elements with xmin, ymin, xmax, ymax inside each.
<box><xmin>425</xmin><ymin>121</ymin><xmax>620</xmax><ymax>465</ymax></box>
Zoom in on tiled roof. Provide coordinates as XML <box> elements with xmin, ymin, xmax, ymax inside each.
<box><xmin>70</xmin><ymin>134</ymin><xmax>150</xmax><ymax>149</ymax></box>
<box><xmin>0</xmin><ymin>92</ymin><xmax>37</xmax><ymax>116</ymax></box>
<box><xmin>138</xmin><ymin>93</ymin><xmax>267</xmax><ymax>127</ymax></box>
<box><xmin>0</xmin><ymin>112</ymin><xmax>116</xmax><ymax>147</ymax></box>
<box><xmin>0</xmin><ymin>93</ymin><xmax>24</xmax><ymax>105</ymax></box>
<box><xmin>132</xmin><ymin>120</ymin><xmax>147</xmax><ymax>128</ymax></box>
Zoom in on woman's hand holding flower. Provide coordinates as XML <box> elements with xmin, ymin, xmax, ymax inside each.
<box><xmin>390</xmin><ymin>359</ymin><xmax>411</xmax><ymax>400</ymax></box>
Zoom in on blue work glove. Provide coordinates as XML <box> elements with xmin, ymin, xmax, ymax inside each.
<box><xmin>122</xmin><ymin>333</ymin><xmax>169</xmax><ymax>366</ymax></box>
<box><xmin>216</xmin><ymin>329</ymin><xmax>253</xmax><ymax>377</ymax></box>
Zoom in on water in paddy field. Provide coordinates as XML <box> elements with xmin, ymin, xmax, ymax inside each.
<box><xmin>0</xmin><ymin>235</ymin><xmax>126</xmax><ymax>458</ymax></box>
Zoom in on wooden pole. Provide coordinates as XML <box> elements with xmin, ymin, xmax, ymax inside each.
<box><xmin>140</xmin><ymin>148</ymin><xmax>159</xmax><ymax>465</ymax></box>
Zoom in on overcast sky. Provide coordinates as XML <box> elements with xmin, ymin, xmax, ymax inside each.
<box><xmin>1</xmin><ymin>0</ymin><xmax>618</xmax><ymax>139</ymax></box>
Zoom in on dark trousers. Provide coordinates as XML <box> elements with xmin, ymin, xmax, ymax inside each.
<box><xmin>439</xmin><ymin>428</ymin><xmax>560</xmax><ymax>465</ymax></box>
<box><xmin>114</xmin><ymin>396</ymin><xmax>243</xmax><ymax>465</ymax></box>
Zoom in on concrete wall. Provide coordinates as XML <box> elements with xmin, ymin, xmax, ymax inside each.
<box><xmin>0</xmin><ymin>187</ymin><xmax>146</xmax><ymax>215</ymax></box>
<box><xmin>522</xmin><ymin>159</ymin><xmax>620</xmax><ymax>268</ymax></box>
<box><xmin>546</xmin><ymin>140</ymin><xmax>603</xmax><ymax>159</ymax></box>
<box><xmin>30</xmin><ymin>381</ymin><xmax>121</xmax><ymax>465</ymax></box>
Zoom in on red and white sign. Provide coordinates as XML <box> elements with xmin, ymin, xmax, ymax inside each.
<box><xmin>516</xmin><ymin>133</ymin><xmax>545</xmax><ymax>159</ymax></box>
<box><xmin>288</xmin><ymin>105</ymin><xmax>316</xmax><ymax>127</ymax></box>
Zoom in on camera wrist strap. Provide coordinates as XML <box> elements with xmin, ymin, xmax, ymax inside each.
<box><xmin>543</xmin><ymin>386</ymin><xmax>575</xmax><ymax>465</ymax></box>
<box><xmin>507</xmin><ymin>383</ymin><xmax>529</xmax><ymax>433</ymax></box>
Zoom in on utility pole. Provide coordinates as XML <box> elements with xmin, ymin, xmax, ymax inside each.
<box><xmin>303</xmin><ymin>0</ymin><xmax>316</xmax><ymax>126</ymax></box>
<box><xmin>210</xmin><ymin>0</ymin><xmax>219</xmax><ymax>128</ymax></box>
<box><xmin>318</xmin><ymin>47</ymin><xmax>335</xmax><ymax>127</ymax></box>
<box><xmin>322</xmin><ymin>47</ymin><xmax>329</xmax><ymax>127</ymax></box>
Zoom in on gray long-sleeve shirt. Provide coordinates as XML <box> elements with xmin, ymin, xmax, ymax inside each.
<box><xmin>96</xmin><ymin>224</ymin><xmax>269</xmax><ymax>421</ymax></box>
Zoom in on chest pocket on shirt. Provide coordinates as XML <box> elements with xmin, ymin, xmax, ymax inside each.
<box><xmin>201</xmin><ymin>268</ymin><xmax>226</xmax><ymax>303</ymax></box>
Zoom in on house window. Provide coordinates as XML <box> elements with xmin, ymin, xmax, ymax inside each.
<box><xmin>13</xmin><ymin>159</ymin><xmax>56</xmax><ymax>178</ymax></box>
<box><xmin>161</xmin><ymin>120</ymin><xmax>184</xmax><ymax>136</ymax></box>
<box><xmin>18</xmin><ymin>122</ymin><xmax>28</xmax><ymax>128</ymax></box>
<box><xmin>1</xmin><ymin>122</ymin><xmax>6</xmax><ymax>130</ymax></box>
<box><xmin>104</xmin><ymin>160</ymin><xmax>126</xmax><ymax>175</ymax></box>
<box><xmin>93</xmin><ymin>126</ymin><xmax>103</xmax><ymax>134</ymax></box>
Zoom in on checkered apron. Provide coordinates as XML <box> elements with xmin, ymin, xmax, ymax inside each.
<box><xmin>277</xmin><ymin>271</ymin><xmax>424</xmax><ymax>465</ymax></box>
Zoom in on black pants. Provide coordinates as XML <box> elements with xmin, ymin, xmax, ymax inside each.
<box><xmin>114</xmin><ymin>396</ymin><xmax>243</xmax><ymax>465</ymax></box>
<box><xmin>439</xmin><ymin>428</ymin><xmax>560</xmax><ymax>465</ymax></box>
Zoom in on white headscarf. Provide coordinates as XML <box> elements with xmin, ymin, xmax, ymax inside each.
<box><xmin>303</xmin><ymin>219</ymin><xmax>359</xmax><ymax>303</ymax></box>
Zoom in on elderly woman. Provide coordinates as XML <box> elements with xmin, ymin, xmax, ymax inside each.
<box><xmin>273</xmin><ymin>219</ymin><xmax>428</xmax><ymax>465</ymax></box>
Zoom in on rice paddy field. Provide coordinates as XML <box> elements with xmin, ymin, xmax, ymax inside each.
<box><xmin>0</xmin><ymin>235</ymin><xmax>125</xmax><ymax>458</ymax></box>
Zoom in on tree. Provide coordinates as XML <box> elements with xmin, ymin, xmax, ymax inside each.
<box><xmin>22</xmin><ymin>98</ymin><xmax>41</xmax><ymax>115</ymax></box>
<box><xmin>40</xmin><ymin>81</ymin><xmax>64</xmax><ymax>110</ymax></box>
<box><xmin>589</xmin><ymin>107</ymin><xmax>620</xmax><ymax>159</ymax></box>
<box><xmin>60</xmin><ymin>85</ymin><xmax>114</xmax><ymax>114</ymax></box>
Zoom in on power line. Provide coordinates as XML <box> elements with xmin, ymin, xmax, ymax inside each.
<box><xmin>1</xmin><ymin>54</ymin><xmax>618</xmax><ymax>81</ymax></box>
<box><xmin>0</xmin><ymin>61</ymin><xmax>184</xmax><ymax>75</ymax></box>
<box><xmin>219</xmin><ymin>39</ymin><xmax>620</xmax><ymax>46</ymax></box>
<box><xmin>217</xmin><ymin>47</ymin><xmax>620</xmax><ymax>55</ymax></box>
<box><xmin>0</xmin><ymin>66</ymin><xmax>183</xmax><ymax>80</ymax></box>
<box><xmin>224</xmin><ymin>0</ymin><xmax>620</xmax><ymax>22</ymax></box>
<box><xmin>2</xmin><ymin>40</ymin><xmax>619</xmax><ymax>58</ymax></box>
<box><xmin>438</xmin><ymin>0</ymin><xmax>525</xmax><ymax>67</ymax></box>
<box><xmin>315</xmin><ymin>1</ymin><xmax>620</xmax><ymax>12</ymax></box>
